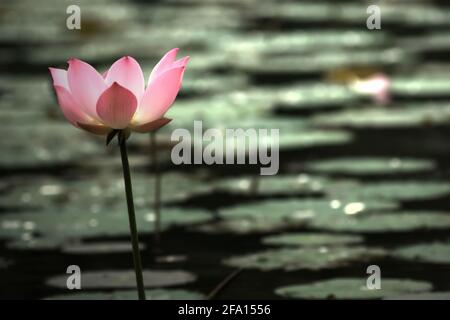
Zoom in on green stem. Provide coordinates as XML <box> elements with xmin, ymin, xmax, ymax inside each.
<box><xmin>207</xmin><ymin>268</ymin><xmax>243</xmax><ymax>300</ymax></box>
<box><xmin>118</xmin><ymin>131</ymin><xmax>146</xmax><ymax>300</ymax></box>
<box><xmin>150</xmin><ymin>132</ymin><xmax>162</xmax><ymax>250</ymax></box>
<box><xmin>250</xmin><ymin>175</ymin><xmax>260</xmax><ymax>196</ymax></box>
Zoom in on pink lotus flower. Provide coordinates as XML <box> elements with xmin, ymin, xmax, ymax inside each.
<box><xmin>49</xmin><ymin>48</ymin><xmax>189</xmax><ymax>135</ymax></box>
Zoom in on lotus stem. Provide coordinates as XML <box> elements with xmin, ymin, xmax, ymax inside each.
<box><xmin>150</xmin><ymin>132</ymin><xmax>162</xmax><ymax>250</ymax></box>
<box><xmin>250</xmin><ymin>175</ymin><xmax>260</xmax><ymax>196</ymax></box>
<box><xmin>208</xmin><ymin>268</ymin><xmax>243</xmax><ymax>300</ymax></box>
<box><xmin>118</xmin><ymin>130</ymin><xmax>146</xmax><ymax>300</ymax></box>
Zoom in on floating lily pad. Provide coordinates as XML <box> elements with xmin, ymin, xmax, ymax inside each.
<box><xmin>215</xmin><ymin>174</ymin><xmax>327</xmax><ymax>196</ymax></box>
<box><xmin>225</xmin><ymin>117</ymin><xmax>309</xmax><ymax>131</ymax></box>
<box><xmin>312</xmin><ymin>103</ymin><xmax>450</xmax><ymax>128</ymax></box>
<box><xmin>138</xmin><ymin>5</ymin><xmax>242</xmax><ymax>29</ymax></box>
<box><xmin>233</xmin><ymin>49</ymin><xmax>404</xmax><ymax>74</ymax></box>
<box><xmin>0</xmin><ymin>108</ymin><xmax>47</xmax><ymax>125</ymax></box>
<box><xmin>62</xmin><ymin>242</ymin><xmax>146</xmax><ymax>255</ymax></box>
<box><xmin>176</xmin><ymin>50</ymin><xmax>229</xmax><ymax>72</ymax></box>
<box><xmin>223</xmin><ymin>246</ymin><xmax>385</xmax><ymax>271</ymax></box>
<box><xmin>252</xmin><ymin>2</ymin><xmax>450</xmax><ymax>28</ymax></box>
<box><xmin>275</xmin><ymin>278</ymin><xmax>432</xmax><ymax>300</ymax></box>
<box><xmin>253</xmin><ymin>2</ymin><xmax>368</xmax><ymax>23</ymax></box>
<box><xmin>166</xmin><ymin>95</ymin><xmax>271</xmax><ymax>129</ymax></box>
<box><xmin>194</xmin><ymin>218</ymin><xmax>297</xmax><ymax>235</ymax></box>
<box><xmin>385</xmin><ymin>292</ymin><xmax>450</xmax><ymax>300</ymax></box>
<box><xmin>274</xmin><ymin>84</ymin><xmax>359</xmax><ymax>110</ymax></box>
<box><xmin>222</xmin><ymin>31</ymin><xmax>387</xmax><ymax>55</ymax></box>
<box><xmin>258</xmin><ymin>129</ymin><xmax>352</xmax><ymax>151</ymax></box>
<box><xmin>393</xmin><ymin>242</ymin><xmax>450</xmax><ymax>264</ymax></box>
<box><xmin>200</xmin><ymin>198</ymin><xmax>397</xmax><ymax>235</ymax></box>
<box><xmin>0</xmin><ymin>75</ymin><xmax>54</xmax><ymax>109</ymax></box>
<box><xmin>182</xmin><ymin>72</ymin><xmax>248</xmax><ymax>95</ymax></box>
<box><xmin>309</xmin><ymin>212</ymin><xmax>450</xmax><ymax>233</ymax></box>
<box><xmin>46</xmin><ymin>270</ymin><xmax>196</xmax><ymax>289</ymax></box>
<box><xmin>157</xmin><ymin>173</ymin><xmax>215</xmax><ymax>203</ymax></box>
<box><xmin>306</xmin><ymin>158</ymin><xmax>435</xmax><ymax>176</ymax></box>
<box><xmin>44</xmin><ymin>289</ymin><xmax>205</xmax><ymax>300</ymax></box>
<box><xmin>6</xmin><ymin>236</ymin><xmax>63</xmax><ymax>251</ymax></box>
<box><xmin>22</xmin><ymin>21</ymin><xmax>224</xmax><ymax>64</ymax></box>
<box><xmin>0</xmin><ymin>123</ymin><xmax>101</xmax><ymax>169</ymax></box>
<box><xmin>219</xmin><ymin>199</ymin><xmax>398</xmax><ymax>222</ymax></box>
<box><xmin>226</xmin><ymin>84</ymin><xmax>358</xmax><ymax>110</ymax></box>
<box><xmin>262</xmin><ymin>233</ymin><xmax>364</xmax><ymax>247</ymax></box>
<box><xmin>399</xmin><ymin>32</ymin><xmax>450</xmax><ymax>56</ymax></box>
<box><xmin>0</xmin><ymin>207</ymin><xmax>212</xmax><ymax>244</ymax></box>
<box><xmin>199</xmin><ymin>126</ymin><xmax>352</xmax><ymax>152</ymax></box>
<box><xmin>0</xmin><ymin>172</ymin><xmax>212</xmax><ymax>211</ymax></box>
<box><xmin>392</xmin><ymin>77</ymin><xmax>450</xmax><ymax>97</ymax></box>
<box><xmin>326</xmin><ymin>181</ymin><xmax>450</xmax><ymax>201</ymax></box>
<box><xmin>0</xmin><ymin>1</ymin><xmax>136</xmax><ymax>43</ymax></box>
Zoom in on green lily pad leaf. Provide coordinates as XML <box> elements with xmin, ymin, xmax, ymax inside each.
<box><xmin>262</xmin><ymin>233</ymin><xmax>363</xmax><ymax>247</ymax></box>
<box><xmin>0</xmin><ymin>2</ymin><xmax>138</xmax><ymax>43</ymax></box>
<box><xmin>0</xmin><ymin>207</ymin><xmax>212</xmax><ymax>243</ymax></box>
<box><xmin>199</xmin><ymin>198</ymin><xmax>397</xmax><ymax>235</ymax></box>
<box><xmin>136</xmin><ymin>6</ymin><xmax>242</xmax><ymax>29</ymax></box>
<box><xmin>44</xmin><ymin>289</ymin><xmax>205</xmax><ymax>300</ymax></box>
<box><xmin>166</xmin><ymin>95</ymin><xmax>271</xmax><ymax>129</ymax></box>
<box><xmin>0</xmin><ymin>123</ymin><xmax>101</xmax><ymax>169</ymax></box>
<box><xmin>0</xmin><ymin>172</ymin><xmax>212</xmax><ymax>211</ymax></box>
<box><xmin>157</xmin><ymin>173</ymin><xmax>214</xmax><ymax>203</ymax></box>
<box><xmin>0</xmin><ymin>108</ymin><xmax>46</xmax><ymax>125</ymax></box>
<box><xmin>225</xmin><ymin>117</ymin><xmax>309</xmax><ymax>131</ymax></box>
<box><xmin>275</xmin><ymin>278</ymin><xmax>432</xmax><ymax>300</ymax></box>
<box><xmin>46</xmin><ymin>270</ymin><xmax>196</xmax><ymax>289</ymax></box>
<box><xmin>306</xmin><ymin>158</ymin><xmax>435</xmax><ymax>176</ymax></box>
<box><xmin>61</xmin><ymin>242</ymin><xmax>146</xmax><ymax>255</ymax></box>
<box><xmin>252</xmin><ymin>2</ymin><xmax>450</xmax><ymax>28</ymax></box>
<box><xmin>222</xmin><ymin>31</ymin><xmax>387</xmax><ymax>55</ymax></box>
<box><xmin>312</xmin><ymin>103</ymin><xmax>450</xmax><ymax>128</ymax></box>
<box><xmin>261</xmin><ymin>129</ymin><xmax>352</xmax><ymax>150</ymax></box>
<box><xmin>194</xmin><ymin>118</ymin><xmax>351</xmax><ymax>151</ymax></box>
<box><xmin>326</xmin><ymin>181</ymin><xmax>450</xmax><ymax>201</ymax></box>
<box><xmin>176</xmin><ymin>50</ymin><xmax>229</xmax><ymax>73</ymax></box>
<box><xmin>182</xmin><ymin>72</ymin><xmax>248</xmax><ymax>95</ymax></box>
<box><xmin>360</xmin><ymin>182</ymin><xmax>450</xmax><ymax>201</ymax></box>
<box><xmin>6</xmin><ymin>236</ymin><xmax>62</xmax><ymax>251</ymax></box>
<box><xmin>215</xmin><ymin>174</ymin><xmax>327</xmax><ymax>196</ymax></box>
<box><xmin>224</xmin><ymin>246</ymin><xmax>385</xmax><ymax>271</ymax></box>
<box><xmin>234</xmin><ymin>49</ymin><xmax>404</xmax><ymax>74</ymax></box>
<box><xmin>0</xmin><ymin>76</ymin><xmax>53</xmax><ymax>109</ymax></box>
<box><xmin>274</xmin><ymin>84</ymin><xmax>359</xmax><ymax>110</ymax></box>
<box><xmin>391</xmin><ymin>77</ymin><xmax>450</xmax><ymax>97</ymax></box>
<box><xmin>29</xmin><ymin>23</ymin><xmax>218</xmax><ymax>65</ymax></box>
<box><xmin>309</xmin><ymin>212</ymin><xmax>450</xmax><ymax>233</ymax></box>
<box><xmin>393</xmin><ymin>242</ymin><xmax>450</xmax><ymax>264</ymax></box>
<box><xmin>194</xmin><ymin>218</ymin><xmax>296</xmax><ymax>235</ymax></box>
<box><xmin>219</xmin><ymin>199</ymin><xmax>398</xmax><ymax>222</ymax></box>
<box><xmin>223</xmin><ymin>84</ymin><xmax>358</xmax><ymax>111</ymax></box>
<box><xmin>385</xmin><ymin>292</ymin><xmax>450</xmax><ymax>300</ymax></box>
<box><xmin>207</xmin><ymin>128</ymin><xmax>352</xmax><ymax>152</ymax></box>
